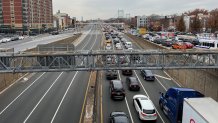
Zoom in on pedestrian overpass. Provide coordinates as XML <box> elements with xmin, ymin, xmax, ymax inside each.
<box><xmin>0</xmin><ymin>50</ymin><xmax>218</xmax><ymax>73</ymax></box>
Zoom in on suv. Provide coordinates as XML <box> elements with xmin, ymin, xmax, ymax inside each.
<box><xmin>133</xmin><ymin>95</ymin><xmax>157</xmax><ymax>121</ymax></box>
<box><xmin>126</xmin><ymin>77</ymin><xmax>140</xmax><ymax>91</ymax></box>
<box><xmin>110</xmin><ymin>80</ymin><xmax>125</xmax><ymax>100</ymax></box>
<box><xmin>140</xmin><ymin>70</ymin><xmax>155</xmax><ymax>81</ymax></box>
<box><xmin>122</xmin><ymin>69</ymin><xmax>133</xmax><ymax>76</ymax></box>
<box><xmin>109</xmin><ymin>112</ymin><xmax>129</xmax><ymax>123</ymax></box>
<box><xmin>106</xmin><ymin>70</ymin><xmax>118</xmax><ymax>80</ymax></box>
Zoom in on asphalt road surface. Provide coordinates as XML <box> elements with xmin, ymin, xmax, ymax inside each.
<box><xmin>99</xmin><ymin>32</ymin><xmax>180</xmax><ymax>123</ymax></box>
<box><xmin>0</xmin><ymin>24</ymin><xmax>103</xmax><ymax>123</ymax></box>
<box><xmin>0</xmin><ymin>27</ymin><xmax>89</xmax><ymax>53</ymax></box>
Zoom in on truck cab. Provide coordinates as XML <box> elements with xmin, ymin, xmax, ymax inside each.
<box><xmin>159</xmin><ymin>87</ymin><xmax>204</xmax><ymax>123</ymax></box>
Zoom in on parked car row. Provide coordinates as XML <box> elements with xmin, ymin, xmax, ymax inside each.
<box><xmin>0</xmin><ymin>35</ymin><xmax>25</xmax><ymax>43</ymax></box>
<box><xmin>130</xmin><ymin>31</ymin><xmax>199</xmax><ymax>49</ymax></box>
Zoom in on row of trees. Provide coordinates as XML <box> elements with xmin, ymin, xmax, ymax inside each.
<box><xmin>177</xmin><ymin>8</ymin><xmax>218</xmax><ymax>33</ymax></box>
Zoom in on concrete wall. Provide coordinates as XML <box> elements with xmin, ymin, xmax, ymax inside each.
<box><xmin>0</xmin><ymin>73</ymin><xmax>23</xmax><ymax>92</ymax></box>
<box><xmin>166</xmin><ymin>69</ymin><xmax>218</xmax><ymax>101</ymax></box>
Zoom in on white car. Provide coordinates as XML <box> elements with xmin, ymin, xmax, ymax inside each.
<box><xmin>105</xmin><ymin>45</ymin><xmax>112</xmax><ymax>50</ymax></box>
<box><xmin>133</xmin><ymin>95</ymin><xmax>157</xmax><ymax>121</ymax></box>
<box><xmin>18</xmin><ymin>36</ymin><xmax>25</xmax><ymax>40</ymax></box>
<box><xmin>1</xmin><ymin>37</ymin><xmax>12</xmax><ymax>43</ymax></box>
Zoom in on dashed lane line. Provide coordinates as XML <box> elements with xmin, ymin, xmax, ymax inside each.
<box><xmin>134</xmin><ymin>70</ymin><xmax>166</xmax><ymax>123</ymax></box>
<box><xmin>23</xmin><ymin>72</ymin><xmax>64</xmax><ymax>123</ymax></box>
<box><xmin>0</xmin><ymin>72</ymin><xmax>46</xmax><ymax>116</ymax></box>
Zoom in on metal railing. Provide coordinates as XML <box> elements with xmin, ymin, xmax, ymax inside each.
<box><xmin>0</xmin><ymin>49</ymin><xmax>218</xmax><ymax>73</ymax></box>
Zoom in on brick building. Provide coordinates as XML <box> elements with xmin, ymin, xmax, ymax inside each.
<box><xmin>0</xmin><ymin>0</ymin><xmax>53</xmax><ymax>33</ymax></box>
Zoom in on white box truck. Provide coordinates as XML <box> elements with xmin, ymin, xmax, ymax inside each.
<box><xmin>182</xmin><ymin>97</ymin><xmax>218</xmax><ymax>123</ymax></box>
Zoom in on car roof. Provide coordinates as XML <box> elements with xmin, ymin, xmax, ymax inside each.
<box><xmin>112</xmin><ymin>80</ymin><xmax>123</xmax><ymax>89</ymax></box>
<box><xmin>114</xmin><ymin>116</ymin><xmax>129</xmax><ymax>123</ymax></box>
<box><xmin>128</xmin><ymin>77</ymin><xmax>138</xmax><ymax>83</ymax></box>
<box><xmin>135</xmin><ymin>95</ymin><xmax>155</xmax><ymax>110</ymax></box>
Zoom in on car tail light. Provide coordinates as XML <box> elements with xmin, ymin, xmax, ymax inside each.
<box><xmin>111</xmin><ymin>91</ymin><xmax>116</xmax><ymax>95</ymax></box>
<box><xmin>153</xmin><ymin>113</ymin><xmax>157</xmax><ymax>116</ymax></box>
<box><xmin>141</xmin><ymin>112</ymin><xmax>147</xmax><ymax>116</ymax></box>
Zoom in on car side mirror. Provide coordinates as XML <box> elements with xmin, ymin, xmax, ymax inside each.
<box><xmin>159</xmin><ymin>92</ymin><xmax>164</xmax><ymax>97</ymax></box>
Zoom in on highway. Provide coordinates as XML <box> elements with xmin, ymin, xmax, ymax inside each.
<box><xmin>0</xmin><ymin>24</ymin><xmax>190</xmax><ymax>123</ymax></box>
<box><xmin>0</xmin><ymin>24</ymin><xmax>103</xmax><ymax>123</ymax></box>
<box><xmin>99</xmin><ymin>31</ymin><xmax>181</xmax><ymax>123</ymax></box>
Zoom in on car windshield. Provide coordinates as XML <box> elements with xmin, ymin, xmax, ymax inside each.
<box><xmin>143</xmin><ymin>109</ymin><xmax>155</xmax><ymax>114</ymax></box>
<box><xmin>114</xmin><ymin>116</ymin><xmax>129</xmax><ymax>123</ymax></box>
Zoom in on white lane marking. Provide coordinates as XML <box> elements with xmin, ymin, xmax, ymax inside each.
<box><xmin>154</xmin><ymin>74</ymin><xmax>171</xmax><ymax>80</ymax></box>
<box><xmin>51</xmin><ymin>25</ymin><xmax>100</xmax><ymax>122</ymax></box>
<box><xmin>90</xmin><ymin>29</ymin><xmax>98</xmax><ymax>49</ymax></box>
<box><xmin>50</xmin><ymin>71</ymin><xmax>78</xmax><ymax>123</ymax></box>
<box><xmin>75</xmin><ymin>26</ymin><xmax>93</xmax><ymax>47</ymax></box>
<box><xmin>23</xmin><ymin>72</ymin><xmax>64</xmax><ymax>123</ymax></box>
<box><xmin>81</xmin><ymin>26</ymin><xmax>95</xmax><ymax>49</ymax></box>
<box><xmin>163</xmin><ymin>70</ymin><xmax>181</xmax><ymax>87</ymax></box>
<box><xmin>155</xmin><ymin>77</ymin><xmax>167</xmax><ymax>91</ymax></box>
<box><xmin>117</xmin><ymin>71</ymin><xmax>134</xmax><ymax>123</ymax></box>
<box><xmin>0</xmin><ymin>73</ymin><xmax>29</xmax><ymax>95</ymax></box>
<box><xmin>0</xmin><ymin>72</ymin><xmax>45</xmax><ymax>116</ymax></box>
<box><xmin>134</xmin><ymin>70</ymin><xmax>166</xmax><ymax>123</ymax></box>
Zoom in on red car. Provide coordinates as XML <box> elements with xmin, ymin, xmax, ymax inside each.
<box><xmin>184</xmin><ymin>42</ymin><xmax>194</xmax><ymax>49</ymax></box>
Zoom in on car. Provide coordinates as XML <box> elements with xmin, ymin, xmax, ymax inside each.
<box><xmin>122</xmin><ymin>69</ymin><xmax>133</xmax><ymax>76</ymax></box>
<box><xmin>184</xmin><ymin>42</ymin><xmax>194</xmax><ymax>49</ymax></box>
<box><xmin>109</xmin><ymin>112</ymin><xmax>130</xmax><ymax>123</ymax></box>
<box><xmin>162</xmin><ymin>39</ymin><xmax>173</xmax><ymax>47</ymax></box>
<box><xmin>1</xmin><ymin>37</ymin><xmax>12</xmax><ymax>43</ymax></box>
<box><xmin>113</xmin><ymin>38</ymin><xmax>120</xmax><ymax>44</ymax></box>
<box><xmin>105</xmin><ymin>35</ymin><xmax>110</xmax><ymax>40</ymax></box>
<box><xmin>105</xmin><ymin>44</ymin><xmax>112</xmax><ymax>50</ymax></box>
<box><xmin>133</xmin><ymin>95</ymin><xmax>157</xmax><ymax>121</ymax></box>
<box><xmin>126</xmin><ymin>77</ymin><xmax>140</xmax><ymax>91</ymax></box>
<box><xmin>111</xmin><ymin>34</ymin><xmax>117</xmax><ymax>39</ymax></box>
<box><xmin>172</xmin><ymin>42</ymin><xmax>187</xmax><ymax>49</ymax></box>
<box><xmin>110</xmin><ymin>80</ymin><xmax>125</xmax><ymax>100</ymax></box>
<box><xmin>51</xmin><ymin>31</ymin><xmax>59</xmax><ymax>35</ymax></box>
<box><xmin>106</xmin><ymin>70</ymin><xmax>118</xmax><ymax>80</ymax></box>
<box><xmin>140</xmin><ymin>70</ymin><xmax>155</xmax><ymax>81</ymax></box>
<box><xmin>18</xmin><ymin>36</ymin><xmax>25</xmax><ymax>40</ymax></box>
<box><xmin>11</xmin><ymin>36</ymin><xmax>19</xmax><ymax>41</ymax></box>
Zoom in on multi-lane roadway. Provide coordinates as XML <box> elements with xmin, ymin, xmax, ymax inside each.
<box><xmin>0</xmin><ymin>24</ymin><xmax>183</xmax><ymax>123</ymax></box>
<box><xmin>0</xmin><ymin>24</ymin><xmax>103</xmax><ymax>123</ymax></box>
<box><xmin>99</xmin><ymin>29</ymin><xmax>181</xmax><ymax>123</ymax></box>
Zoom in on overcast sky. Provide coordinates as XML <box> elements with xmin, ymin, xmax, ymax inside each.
<box><xmin>53</xmin><ymin>0</ymin><xmax>218</xmax><ymax>20</ymax></box>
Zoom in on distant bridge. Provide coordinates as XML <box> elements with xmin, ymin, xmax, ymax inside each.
<box><xmin>0</xmin><ymin>50</ymin><xmax>218</xmax><ymax>73</ymax></box>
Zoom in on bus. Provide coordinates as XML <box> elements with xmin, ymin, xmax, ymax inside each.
<box><xmin>195</xmin><ymin>33</ymin><xmax>218</xmax><ymax>49</ymax></box>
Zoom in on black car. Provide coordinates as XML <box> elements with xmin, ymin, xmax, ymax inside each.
<box><xmin>122</xmin><ymin>69</ymin><xmax>133</xmax><ymax>76</ymax></box>
<box><xmin>106</xmin><ymin>70</ymin><xmax>118</xmax><ymax>80</ymax></box>
<box><xmin>126</xmin><ymin>77</ymin><xmax>140</xmax><ymax>91</ymax></box>
<box><xmin>110</xmin><ymin>80</ymin><xmax>125</xmax><ymax>100</ymax></box>
<box><xmin>105</xmin><ymin>35</ymin><xmax>110</xmax><ymax>40</ymax></box>
<box><xmin>162</xmin><ymin>40</ymin><xmax>173</xmax><ymax>47</ymax></box>
<box><xmin>141</xmin><ymin>70</ymin><xmax>155</xmax><ymax>81</ymax></box>
<box><xmin>110</xmin><ymin>112</ymin><xmax>130</xmax><ymax>123</ymax></box>
<box><xmin>51</xmin><ymin>31</ymin><xmax>59</xmax><ymax>35</ymax></box>
<box><xmin>153</xmin><ymin>38</ymin><xmax>163</xmax><ymax>44</ymax></box>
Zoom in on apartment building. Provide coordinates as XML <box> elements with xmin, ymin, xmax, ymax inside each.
<box><xmin>0</xmin><ymin>0</ymin><xmax>53</xmax><ymax>33</ymax></box>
